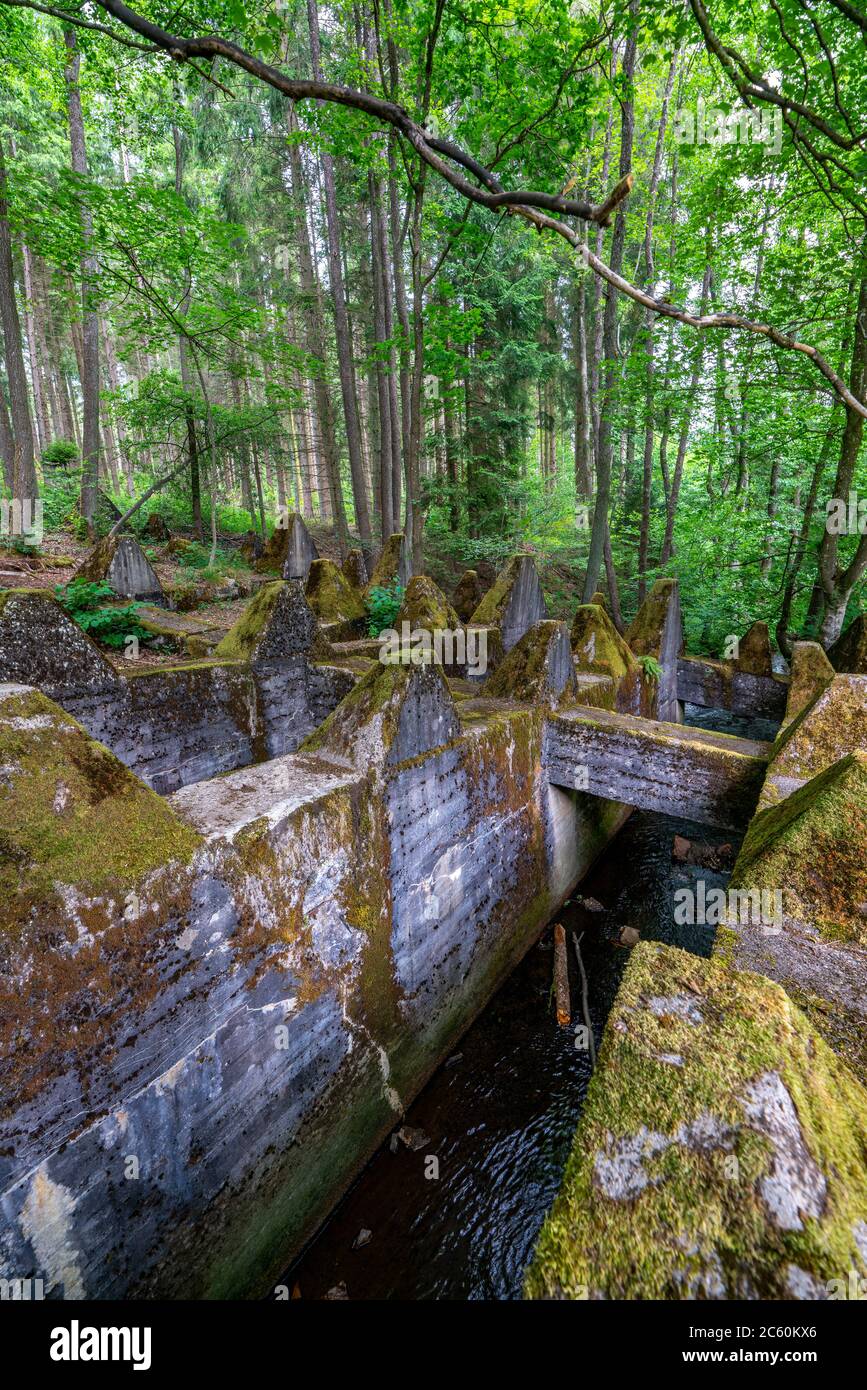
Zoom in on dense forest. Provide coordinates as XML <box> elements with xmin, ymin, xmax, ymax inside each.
<box><xmin>1</xmin><ymin>0</ymin><xmax>866</xmax><ymax>654</ymax></box>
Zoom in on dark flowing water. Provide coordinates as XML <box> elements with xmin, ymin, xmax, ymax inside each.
<box><xmin>277</xmin><ymin>703</ymin><xmax>776</xmax><ymax>1301</ymax></box>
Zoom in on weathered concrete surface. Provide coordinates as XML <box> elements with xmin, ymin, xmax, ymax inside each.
<box><xmin>571</xmin><ymin>603</ymin><xmax>655</xmax><ymax>716</ymax></box>
<box><xmin>625</xmin><ymin>578</ymin><xmax>683</xmax><ymax>723</ymax></box>
<box><xmin>676</xmin><ymin>654</ymin><xmax>788</xmax><ymax>720</ymax></box>
<box><xmin>452</xmin><ymin>568</ymin><xmax>486</xmax><ymax>623</ymax></box>
<box><xmin>71</xmin><ymin>534</ymin><xmax>165</xmax><ymax>605</ymax></box>
<box><xmin>469</xmin><ymin>554</ymin><xmax>547</xmax><ymax>652</ymax></box>
<box><xmin>526</xmin><ymin>941</ymin><xmax>867</xmax><ymax>1300</ymax></box>
<box><xmin>486</xmin><ymin>620</ymin><xmax>577</xmax><ymax>707</ymax></box>
<box><xmin>303</xmin><ymin>656</ymin><xmax>462</xmax><ymax>772</ymax></box>
<box><xmin>545</xmin><ymin>707</ymin><xmax>769</xmax><ymax>830</ymax></box>
<box><xmin>737</xmin><ymin>620</ymin><xmax>774</xmax><ymax>678</ymax></box>
<box><xmin>784</xmin><ymin>641</ymin><xmax>835</xmax><ymax>729</ymax></box>
<box><xmin>0</xmin><ymin>588</ymin><xmax>353</xmax><ymax>793</ymax></box>
<box><xmin>0</xmin><ymin>588</ymin><xmax>121</xmax><ymax>705</ymax></box>
<box><xmin>718</xmin><ymin>668</ymin><xmax>867</xmax><ymax>1071</ymax></box>
<box><xmin>0</xmin><ymin>675</ymin><xmax>631</xmax><ymax>1299</ymax></box>
<box><xmin>365</xmin><ymin>532</ymin><xmax>411</xmax><ymax>594</ymax></box>
<box><xmin>342</xmin><ymin>548</ymin><xmax>368</xmax><ymax>590</ymax></box>
<box><xmin>759</xmin><ymin>673</ymin><xmax>867</xmax><ymax>809</ymax></box>
<box><xmin>281</xmin><ymin>512</ymin><xmax>319</xmax><ymax>580</ymax></box>
<box><xmin>829</xmin><ymin>612</ymin><xmax>867</xmax><ymax>674</ymax></box>
<box><xmin>305</xmin><ymin>558</ymin><xmax>365</xmax><ymax>642</ymax></box>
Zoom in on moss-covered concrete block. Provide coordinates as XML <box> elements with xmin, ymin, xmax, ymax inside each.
<box><xmin>768</xmin><ymin>674</ymin><xmax>867</xmax><ymax>791</ymax></box>
<box><xmin>829</xmin><ymin>613</ymin><xmax>867</xmax><ymax>674</ymax></box>
<box><xmin>394</xmin><ymin>575</ymin><xmax>461</xmax><ymax>635</ymax></box>
<box><xmin>525</xmin><ymin>941</ymin><xmax>867</xmax><ymax>1301</ymax></box>
<box><xmin>571</xmin><ymin>603</ymin><xmax>642</xmax><ymax>714</ymax></box>
<box><xmin>784</xmin><ymin>641</ymin><xmax>835</xmax><ymax>729</ymax></box>
<box><xmin>365</xmin><ymin>532</ymin><xmax>411</xmax><ymax>595</ymax></box>
<box><xmin>486</xmin><ymin>620</ymin><xmax>577</xmax><ymax>707</ymax></box>
<box><xmin>625</xmin><ymin>578</ymin><xmax>683</xmax><ymax>721</ymax></box>
<box><xmin>214</xmin><ymin>580</ymin><xmax>333</xmax><ymax>665</ymax></box>
<box><xmin>302</xmin><ymin>654</ymin><xmax>460</xmax><ymax>770</ymax></box>
<box><xmin>469</xmin><ymin>554</ymin><xmax>547</xmax><ymax>652</ymax></box>
<box><xmin>342</xmin><ymin>548</ymin><xmax>368</xmax><ymax>590</ymax></box>
<box><xmin>733</xmin><ymin>750</ymin><xmax>867</xmax><ymax>945</ymax></box>
<box><xmin>736</xmin><ymin>620</ymin><xmax>774</xmax><ymax>678</ymax></box>
<box><xmin>70</xmin><ymin>534</ymin><xmax>165</xmax><ymax>605</ymax></box>
<box><xmin>0</xmin><ymin>588</ymin><xmax>121</xmax><ymax>702</ymax></box>
<box><xmin>452</xmin><ymin>569</ymin><xmax>486</xmax><ymax>623</ymax></box>
<box><xmin>305</xmin><ymin>558</ymin><xmax>365</xmax><ymax>637</ymax></box>
<box><xmin>0</xmin><ymin>683</ymin><xmax>200</xmax><ymax>930</ymax></box>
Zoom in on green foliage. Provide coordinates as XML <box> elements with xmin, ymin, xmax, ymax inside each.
<box><xmin>54</xmin><ymin>580</ymin><xmax>151</xmax><ymax>650</ymax></box>
<box><xmin>40</xmin><ymin>470</ymin><xmax>83</xmax><ymax>533</ymax></box>
<box><xmin>366</xmin><ymin>581</ymin><xmax>405</xmax><ymax>638</ymax></box>
<box><xmin>638</xmin><ymin>654</ymin><xmax>663</xmax><ymax>683</ymax></box>
<box><xmin>40</xmin><ymin>439</ymin><xmax>79</xmax><ymax>468</ymax></box>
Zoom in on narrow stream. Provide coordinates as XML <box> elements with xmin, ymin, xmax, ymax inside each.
<box><xmin>279</xmin><ymin>704</ymin><xmax>778</xmax><ymax>1301</ymax></box>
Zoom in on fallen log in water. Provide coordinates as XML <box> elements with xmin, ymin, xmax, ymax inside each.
<box><xmin>553</xmin><ymin>923</ymin><xmax>571</xmax><ymax>1027</ymax></box>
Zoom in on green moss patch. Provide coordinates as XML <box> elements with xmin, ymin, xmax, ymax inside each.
<box><xmin>525</xmin><ymin>941</ymin><xmax>867</xmax><ymax>1300</ymax></box>
<box><xmin>305</xmin><ymin>558</ymin><xmax>365</xmax><ymax>626</ymax></box>
<box><xmin>732</xmin><ymin>750</ymin><xmax>867</xmax><ymax>943</ymax></box>
<box><xmin>0</xmin><ymin>687</ymin><xmax>200</xmax><ymax>924</ymax></box>
<box><xmin>784</xmin><ymin>642</ymin><xmax>835</xmax><ymax>728</ymax></box>
<box><xmin>394</xmin><ymin>575</ymin><xmax>461</xmax><ymax>634</ymax></box>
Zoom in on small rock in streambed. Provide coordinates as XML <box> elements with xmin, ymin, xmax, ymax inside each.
<box><xmin>671</xmin><ymin>836</ymin><xmax>735</xmax><ymax>871</ymax></box>
<box><xmin>352</xmin><ymin>1228</ymin><xmax>372</xmax><ymax>1250</ymax></box>
<box><xmin>576</xmin><ymin>895</ymin><xmax>605</xmax><ymax>912</ymax></box>
<box><xmin>617</xmin><ymin>926</ymin><xmax>641</xmax><ymax>948</ymax></box>
<box><xmin>445</xmin><ymin>1052</ymin><xmax>463</xmax><ymax>1068</ymax></box>
<box><xmin>396</xmin><ymin>1125</ymin><xmax>430</xmax><ymax>1152</ymax></box>
<box><xmin>324</xmin><ymin>1283</ymin><xmax>348</xmax><ymax>1300</ymax></box>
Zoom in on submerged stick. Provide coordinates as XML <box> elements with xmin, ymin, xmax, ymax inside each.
<box><xmin>553</xmin><ymin>923</ymin><xmax>571</xmax><ymax>1027</ymax></box>
<box><xmin>572</xmin><ymin>931</ymin><xmax>597</xmax><ymax>1066</ymax></box>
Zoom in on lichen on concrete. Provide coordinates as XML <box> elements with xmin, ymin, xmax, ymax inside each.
<box><xmin>394</xmin><ymin>575</ymin><xmax>461</xmax><ymax>635</ymax></box>
<box><xmin>0</xmin><ymin>683</ymin><xmax>200</xmax><ymax>923</ymax></box>
<box><xmin>525</xmin><ymin>941</ymin><xmax>867</xmax><ymax>1301</ymax></box>
<box><xmin>486</xmin><ymin>620</ymin><xmax>577</xmax><ymax>707</ymax></box>
<box><xmin>213</xmin><ymin>580</ymin><xmax>333</xmax><ymax>665</ymax></box>
<box><xmin>784</xmin><ymin>642</ymin><xmax>835</xmax><ymax>728</ymax></box>
<box><xmin>305</xmin><ymin>558</ymin><xmax>365</xmax><ymax>633</ymax></box>
<box><xmin>571</xmin><ymin>603</ymin><xmax>643</xmax><ymax>714</ymax></box>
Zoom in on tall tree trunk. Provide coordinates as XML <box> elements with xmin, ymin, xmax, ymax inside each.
<box><xmin>817</xmin><ymin>271</ymin><xmax>867</xmax><ymax>645</ymax></box>
<box><xmin>64</xmin><ymin>29</ymin><xmax>99</xmax><ymax>532</ymax></box>
<box><xmin>20</xmin><ymin>242</ymin><xmax>49</xmax><ymax>455</ymax></box>
<box><xmin>286</xmin><ymin>111</ymin><xmax>348</xmax><ymax>548</ymax></box>
<box><xmin>306</xmin><ymin>0</ymin><xmax>372</xmax><ymax>558</ymax></box>
<box><xmin>582</xmin><ymin>9</ymin><xmax>637</xmax><ymax>602</ymax></box>
<box><xmin>637</xmin><ymin>53</ymin><xmax>678</xmax><ymax>602</ymax></box>
<box><xmin>0</xmin><ymin>133</ymin><xmax>37</xmax><ymax>504</ymax></box>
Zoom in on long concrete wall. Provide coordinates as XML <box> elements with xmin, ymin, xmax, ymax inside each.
<box><xmin>0</xmin><ymin>676</ymin><xmax>629</xmax><ymax>1299</ymax></box>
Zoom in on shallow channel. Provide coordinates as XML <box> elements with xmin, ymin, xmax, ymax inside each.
<box><xmin>277</xmin><ymin>704</ymin><xmax>778</xmax><ymax>1300</ymax></box>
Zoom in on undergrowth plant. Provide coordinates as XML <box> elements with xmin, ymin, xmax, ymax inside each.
<box><xmin>366</xmin><ymin>581</ymin><xmax>404</xmax><ymax>637</ymax></box>
<box><xmin>55</xmin><ymin>580</ymin><xmax>152</xmax><ymax>650</ymax></box>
